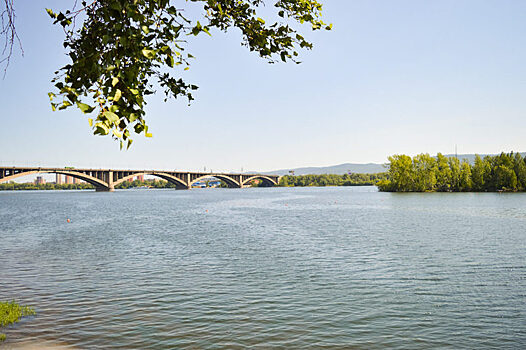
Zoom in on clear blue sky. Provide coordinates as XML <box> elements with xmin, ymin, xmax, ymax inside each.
<box><xmin>1</xmin><ymin>0</ymin><xmax>525</xmax><ymax>172</ymax></box>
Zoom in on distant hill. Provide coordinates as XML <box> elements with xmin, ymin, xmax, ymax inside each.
<box><xmin>262</xmin><ymin>163</ymin><xmax>387</xmax><ymax>176</ymax></box>
<box><xmin>258</xmin><ymin>152</ymin><xmax>526</xmax><ymax>176</ymax></box>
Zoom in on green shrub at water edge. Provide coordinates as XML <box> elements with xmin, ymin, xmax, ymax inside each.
<box><xmin>0</xmin><ymin>301</ymin><xmax>36</xmax><ymax>342</ymax></box>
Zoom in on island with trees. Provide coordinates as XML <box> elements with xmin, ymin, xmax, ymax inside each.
<box><xmin>377</xmin><ymin>152</ymin><xmax>526</xmax><ymax>192</ymax></box>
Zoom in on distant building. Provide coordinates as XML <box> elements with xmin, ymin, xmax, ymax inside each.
<box><xmin>73</xmin><ymin>177</ymin><xmax>81</xmax><ymax>184</ymax></box>
<box><xmin>35</xmin><ymin>176</ymin><xmax>46</xmax><ymax>185</ymax></box>
<box><xmin>136</xmin><ymin>175</ymin><xmax>144</xmax><ymax>181</ymax></box>
<box><xmin>65</xmin><ymin>176</ymin><xmax>73</xmax><ymax>184</ymax></box>
<box><xmin>56</xmin><ymin>174</ymin><xmax>63</xmax><ymax>184</ymax></box>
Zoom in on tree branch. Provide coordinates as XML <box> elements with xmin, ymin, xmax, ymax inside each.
<box><xmin>0</xmin><ymin>0</ymin><xmax>23</xmax><ymax>76</ymax></box>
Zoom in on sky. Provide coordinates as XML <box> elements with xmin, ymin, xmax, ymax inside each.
<box><xmin>1</xmin><ymin>0</ymin><xmax>526</xmax><ymax>173</ymax></box>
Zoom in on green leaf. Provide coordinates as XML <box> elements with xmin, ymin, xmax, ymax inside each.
<box><xmin>113</xmin><ymin>89</ymin><xmax>122</xmax><ymax>102</ymax></box>
<box><xmin>166</xmin><ymin>55</ymin><xmax>174</xmax><ymax>68</ymax></box>
<box><xmin>145</xmin><ymin>132</ymin><xmax>153</xmax><ymax>138</ymax></box>
<box><xmin>141</xmin><ymin>49</ymin><xmax>156</xmax><ymax>59</ymax></box>
<box><xmin>103</xmin><ymin>111</ymin><xmax>119</xmax><ymax>124</ymax></box>
<box><xmin>45</xmin><ymin>8</ymin><xmax>57</xmax><ymax>19</ymax></box>
<box><xmin>109</xmin><ymin>1</ymin><xmax>121</xmax><ymax>11</ymax></box>
<box><xmin>94</xmin><ymin>122</ymin><xmax>109</xmax><ymax>135</ymax></box>
<box><xmin>77</xmin><ymin>102</ymin><xmax>95</xmax><ymax>114</ymax></box>
<box><xmin>58</xmin><ymin>100</ymin><xmax>72</xmax><ymax>110</ymax></box>
<box><xmin>88</xmin><ymin>118</ymin><xmax>93</xmax><ymax>127</ymax></box>
<box><xmin>134</xmin><ymin>124</ymin><xmax>144</xmax><ymax>133</ymax></box>
<box><xmin>112</xmin><ymin>77</ymin><xmax>119</xmax><ymax>86</ymax></box>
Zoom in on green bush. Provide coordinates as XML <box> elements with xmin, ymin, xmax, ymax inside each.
<box><xmin>0</xmin><ymin>301</ymin><xmax>36</xmax><ymax>342</ymax></box>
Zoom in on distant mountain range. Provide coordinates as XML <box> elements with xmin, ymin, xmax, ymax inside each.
<box><xmin>262</xmin><ymin>163</ymin><xmax>387</xmax><ymax>176</ymax></box>
<box><xmin>261</xmin><ymin>152</ymin><xmax>525</xmax><ymax>176</ymax></box>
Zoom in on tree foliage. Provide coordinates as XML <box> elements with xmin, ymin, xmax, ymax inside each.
<box><xmin>378</xmin><ymin>152</ymin><xmax>526</xmax><ymax>192</ymax></box>
<box><xmin>279</xmin><ymin>173</ymin><xmax>388</xmax><ymax>187</ymax></box>
<box><xmin>30</xmin><ymin>0</ymin><xmax>330</xmax><ymax>148</ymax></box>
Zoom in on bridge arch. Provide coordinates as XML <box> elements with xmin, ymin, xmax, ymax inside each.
<box><xmin>0</xmin><ymin>169</ymin><xmax>109</xmax><ymax>189</ymax></box>
<box><xmin>242</xmin><ymin>175</ymin><xmax>279</xmax><ymax>187</ymax></box>
<box><xmin>190</xmin><ymin>174</ymin><xmax>240</xmax><ymax>188</ymax></box>
<box><xmin>112</xmin><ymin>172</ymin><xmax>188</xmax><ymax>189</ymax></box>
<box><xmin>54</xmin><ymin>170</ymin><xmax>110</xmax><ymax>188</ymax></box>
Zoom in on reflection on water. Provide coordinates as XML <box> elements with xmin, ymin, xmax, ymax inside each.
<box><xmin>1</xmin><ymin>187</ymin><xmax>525</xmax><ymax>349</ymax></box>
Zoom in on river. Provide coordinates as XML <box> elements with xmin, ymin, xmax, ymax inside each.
<box><xmin>0</xmin><ymin>186</ymin><xmax>525</xmax><ymax>349</ymax></box>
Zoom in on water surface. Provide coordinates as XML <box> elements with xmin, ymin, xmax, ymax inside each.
<box><xmin>1</xmin><ymin>187</ymin><xmax>525</xmax><ymax>349</ymax></box>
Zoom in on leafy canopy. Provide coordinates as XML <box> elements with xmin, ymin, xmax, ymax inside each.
<box><xmin>45</xmin><ymin>0</ymin><xmax>331</xmax><ymax>149</ymax></box>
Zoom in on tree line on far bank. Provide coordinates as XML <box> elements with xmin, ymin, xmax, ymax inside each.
<box><xmin>377</xmin><ymin>152</ymin><xmax>526</xmax><ymax>192</ymax></box>
<box><xmin>0</xmin><ymin>182</ymin><xmax>95</xmax><ymax>191</ymax></box>
<box><xmin>279</xmin><ymin>173</ymin><xmax>388</xmax><ymax>187</ymax></box>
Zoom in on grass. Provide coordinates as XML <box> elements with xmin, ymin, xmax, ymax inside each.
<box><xmin>0</xmin><ymin>301</ymin><xmax>36</xmax><ymax>342</ymax></box>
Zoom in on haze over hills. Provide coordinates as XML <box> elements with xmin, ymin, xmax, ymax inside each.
<box><xmin>262</xmin><ymin>163</ymin><xmax>387</xmax><ymax>176</ymax></box>
<box><xmin>261</xmin><ymin>152</ymin><xmax>526</xmax><ymax>176</ymax></box>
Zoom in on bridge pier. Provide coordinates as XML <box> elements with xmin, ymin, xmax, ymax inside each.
<box><xmin>186</xmin><ymin>173</ymin><xmax>191</xmax><ymax>190</ymax></box>
<box><xmin>96</xmin><ymin>186</ymin><xmax>114</xmax><ymax>192</ymax></box>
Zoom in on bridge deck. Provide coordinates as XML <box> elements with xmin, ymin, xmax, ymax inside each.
<box><xmin>0</xmin><ymin>167</ymin><xmax>280</xmax><ymax>191</ymax></box>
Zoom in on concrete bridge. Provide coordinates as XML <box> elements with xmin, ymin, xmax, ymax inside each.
<box><xmin>0</xmin><ymin>167</ymin><xmax>280</xmax><ymax>192</ymax></box>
